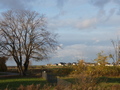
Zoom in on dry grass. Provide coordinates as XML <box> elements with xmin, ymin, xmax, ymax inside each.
<box><xmin>4</xmin><ymin>81</ymin><xmax>120</xmax><ymax>90</ymax></box>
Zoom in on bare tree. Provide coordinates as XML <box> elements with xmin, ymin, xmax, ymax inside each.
<box><xmin>0</xmin><ymin>10</ymin><xmax>58</xmax><ymax>75</ymax></box>
<box><xmin>110</xmin><ymin>38</ymin><xmax>120</xmax><ymax>65</ymax></box>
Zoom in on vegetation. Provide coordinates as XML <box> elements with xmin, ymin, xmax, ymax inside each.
<box><xmin>1</xmin><ymin>64</ymin><xmax>120</xmax><ymax>89</ymax></box>
<box><xmin>94</xmin><ymin>51</ymin><xmax>109</xmax><ymax>66</ymax></box>
<box><xmin>111</xmin><ymin>39</ymin><xmax>120</xmax><ymax>65</ymax></box>
<box><xmin>0</xmin><ymin>77</ymin><xmax>47</xmax><ymax>90</ymax></box>
<box><xmin>0</xmin><ymin>57</ymin><xmax>8</xmax><ymax>72</ymax></box>
<box><xmin>50</xmin><ymin>66</ymin><xmax>73</xmax><ymax>76</ymax></box>
<box><xmin>0</xmin><ymin>10</ymin><xmax>58</xmax><ymax>76</ymax></box>
<box><xmin>1</xmin><ymin>52</ymin><xmax>120</xmax><ymax>89</ymax></box>
<box><xmin>71</xmin><ymin>52</ymin><xmax>120</xmax><ymax>77</ymax></box>
<box><xmin>2</xmin><ymin>76</ymin><xmax>120</xmax><ymax>90</ymax></box>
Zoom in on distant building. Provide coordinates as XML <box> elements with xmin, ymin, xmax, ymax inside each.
<box><xmin>46</xmin><ymin>64</ymin><xmax>52</xmax><ymax>66</ymax></box>
<box><xmin>53</xmin><ymin>63</ymin><xmax>58</xmax><ymax>66</ymax></box>
<box><xmin>105</xmin><ymin>63</ymin><xmax>113</xmax><ymax>66</ymax></box>
<box><xmin>58</xmin><ymin>62</ymin><xmax>66</xmax><ymax>66</ymax></box>
<box><xmin>65</xmin><ymin>63</ymin><xmax>72</xmax><ymax>66</ymax></box>
<box><xmin>85</xmin><ymin>62</ymin><xmax>95</xmax><ymax>66</ymax></box>
<box><xmin>72</xmin><ymin>62</ymin><xmax>77</xmax><ymax>65</ymax></box>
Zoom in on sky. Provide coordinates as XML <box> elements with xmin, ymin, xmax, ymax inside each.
<box><xmin>0</xmin><ymin>0</ymin><xmax>120</xmax><ymax>65</ymax></box>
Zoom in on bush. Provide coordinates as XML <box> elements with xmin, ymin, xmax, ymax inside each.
<box><xmin>0</xmin><ymin>57</ymin><xmax>8</xmax><ymax>72</ymax></box>
<box><xmin>71</xmin><ymin>59</ymin><xmax>120</xmax><ymax>77</ymax></box>
<box><xmin>86</xmin><ymin>66</ymin><xmax>120</xmax><ymax>77</ymax></box>
<box><xmin>51</xmin><ymin>66</ymin><xmax>73</xmax><ymax>76</ymax></box>
<box><xmin>72</xmin><ymin>60</ymin><xmax>87</xmax><ymax>75</ymax></box>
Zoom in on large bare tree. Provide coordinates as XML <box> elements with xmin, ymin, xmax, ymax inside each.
<box><xmin>0</xmin><ymin>10</ymin><xmax>58</xmax><ymax>75</ymax></box>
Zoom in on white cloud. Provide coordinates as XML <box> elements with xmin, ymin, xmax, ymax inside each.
<box><xmin>75</xmin><ymin>18</ymin><xmax>98</xmax><ymax>29</ymax></box>
<box><xmin>53</xmin><ymin>44</ymin><xmax>113</xmax><ymax>62</ymax></box>
<box><xmin>55</xmin><ymin>44</ymin><xmax>87</xmax><ymax>59</ymax></box>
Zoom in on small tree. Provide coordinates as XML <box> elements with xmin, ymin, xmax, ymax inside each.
<box><xmin>0</xmin><ymin>10</ymin><xmax>58</xmax><ymax>75</ymax></box>
<box><xmin>94</xmin><ymin>51</ymin><xmax>109</xmax><ymax>66</ymax></box>
<box><xmin>0</xmin><ymin>57</ymin><xmax>8</xmax><ymax>72</ymax></box>
<box><xmin>72</xmin><ymin>60</ymin><xmax>86</xmax><ymax>74</ymax></box>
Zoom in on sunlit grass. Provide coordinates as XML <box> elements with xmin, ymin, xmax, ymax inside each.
<box><xmin>62</xmin><ymin>76</ymin><xmax>120</xmax><ymax>87</ymax></box>
<box><xmin>0</xmin><ymin>77</ymin><xmax>47</xmax><ymax>90</ymax></box>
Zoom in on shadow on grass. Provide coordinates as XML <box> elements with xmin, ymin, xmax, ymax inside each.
<box><xmin>62</xmin><ymin>76</ymin><xmax>120</xmax><ymax>85</ymax></box>
<box><xmin>0</xmin><ymin>77</ymin><xmax>47</xmax><ymax>90</ymax></box>
<box><xmin>97</xmin><ymin>77</ymin><xmax>120</xmax><ymax>84</ymax></box>
<box><xmin>62</xmin><ymin>77</ymin><xmax>76</xmax><ymax>83</ymax></box>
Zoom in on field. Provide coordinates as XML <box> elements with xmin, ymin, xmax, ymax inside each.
<box><xmin>0</xmin><ymin>77</ymin><xmax>47</xmax><ymax>90</ymax></box>
<box><xmin>1</xmin><ymin>76</ymin><xmax>120</xmax><ymax>90</ymax></box>
<box><xmin>63</xmin><ymin>76</ymin><xmax>120</xmax><ymax>86</ymax></box>
<box><xmin>1</xmin><ymin>65</ymin><xmax>120</xmax><ymax>89</ymax></box>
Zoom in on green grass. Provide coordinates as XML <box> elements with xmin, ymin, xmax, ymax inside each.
<box><xmin>97</xmin><ymin>77</ymin><xmax>120</xmax><ymax>87</ymax></box>
<box><xmin>0</xmin><ymin>77</ymin><xmax>47</xmax><ymax>90</ymax></box>
<box><xmin>62</xmin><ymin>76</ymin><xmax>120</xmax><ymax>87</ymax></box>
<box><xmin>61</xmin><ymin>77</ymin><xmax>76</xmax><ymax>83</ymax></box>
<box><xmin>96</xmin><ymin>77</ymin><xmax>120</xmax><ymax>83</ymax></box>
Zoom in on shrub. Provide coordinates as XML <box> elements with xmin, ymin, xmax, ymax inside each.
<box><xmin>72</xmin><ymin>60</ymin><xmax>87</xmax><ymax>75</ymax></box>
<box><xmin>86</xmin><ymin>66</ymin><xmax>120</xmax><ymax>77</ymax></box>
<box><xmin>72</xmin><ymin>73</ymin><xmax>98</xmax><ymax>90</ymax></box>
<box><xmin>0</xmin><ymin>57</ymin><xmax>8</xmax><ymax>72</ymax></box>
<box><xmin>51</xmin><ymin>66</ymin><xmax>73</xmax><ymax>76</ymax></box>
<box><xmin>94</xmin><ymin>51</ymin><xmax>109</xmax><ymax>66</ymax></box>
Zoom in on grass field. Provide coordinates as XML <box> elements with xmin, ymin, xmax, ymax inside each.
<box><xmin>1</xmin><ymin>65</ymin><xmax>120</xmax><ymax>89</ymax></box>
<box><xmin>0</xmin><ymin>77</ymin><xmax>47</xmax><ymax>90</ymax></box>
<box><xmin>62</xmin><ymin>76</ymin><xmax>120</xmax><ymax>88</ymax></box>
<box><xmin>0</xmin><ymin>75</ymin><xmax>120</xmax><ymax>89</ymax></box>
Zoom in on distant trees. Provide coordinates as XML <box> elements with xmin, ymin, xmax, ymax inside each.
<box><xmin>0</xmin><ymin>57</ymin><xmax>8</xmax><ymax>72</ymax></box>
<box><xmin>0</xmin><ymin>10</ymin><xmax>58</xmax><ymax>75</ymax></box>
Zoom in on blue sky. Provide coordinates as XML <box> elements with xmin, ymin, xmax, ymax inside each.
<box><xmin>1</xmin><ymin>0</ymin><xmax>120</xmax><ymax>65</ymax></box>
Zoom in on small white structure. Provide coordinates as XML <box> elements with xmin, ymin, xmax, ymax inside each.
<box><xmin>105</xmin><ymin>63</ymin><xmax>113</xmax><ymax>66</ymax></box>
<box><xmin>72</xmin><ymin>62</ymin><xmax>77</xmax><ymax>65</ymax></box>
<box><xmin>58</xmin><ymin>62</ymin><xmax>66</xmax><ymax>66</ymax></box>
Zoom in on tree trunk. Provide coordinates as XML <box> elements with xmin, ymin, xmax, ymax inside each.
<box><xmin>23</xmin><ymin>60</ymin><xmax>29</xmax><ymax>76</ymax></box>
<box><xmin>17</xmin><ymin>64</ymin><xmax>24</xmax><ymax>76</ymax></box>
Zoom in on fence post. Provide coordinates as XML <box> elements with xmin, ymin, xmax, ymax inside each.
<box><xmin>42</xmin><ymin>71</ymin><xmax>47</xmax><ymax>80</ymax></box>
<box><xmin>42</xmin><ymin>71</ymin><xmax>57</xmax><ymax>84</ymax></box>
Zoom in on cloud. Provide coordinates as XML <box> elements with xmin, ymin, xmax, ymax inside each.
<box><xmin>52</xmin><ymin>10</ymin><xmax>67</xmax><ymax>19</ymax></box>
<box><xmin>90</xmin><ymin>0</ymin><xmax>117</xmax><ymax>22</ymax></box>
<box><xmin>96</xmin><ymin>8</ymin><xmax>116</xmax><ymax>22</ymax></box>
<box><xmin>114</xmin><ymin>0</ymin><xmax>120</xmax><ymax>4</ymax></box>
<box><xmin>56</xmin><ymin>0</ymin><xmax>66</xmax><ymax>9</ymax></box>
<box><xmin>0</xmin><ymin>0</ymin><xmax>34</xmax><ymax>10</ymax></box>
<box><xmin>90</xmin><ymin>0</ymin><xmax>120</xmax><ymax>16</ymax></box>
<box><xmin>106</xmin><ymin>8</ymin><xmax>116</xmax><ymax>20</ymax></box>
<box><xmin>75</xmin><ymin>18</ymin><xmax>98</xmax><ymax>29</ymax></box>
<box><xmin>48</xmin><ymin>17</ymin><xmax>99</xmax><ymax>30</ymax></box>
<box><xmin>53</xmin><ymin>44</ymin><xmax>113</xmax><ymax>62</ymax></box>
<box><xmin>55</xmin><ymin>16</ymin><xmax>117</xmax><ymax>31</ymax></box>
<box><xmin>90</xmin><ymin>0</ymin><xmax>111</xmax><ymax>8</ymax></box>
<box><xmin>56</xmin><ymin>0</ymin><xmax>87</xmax><ymax>9</ymax></box>
<box><xmin>55</xmin><ymin>44</ymin><xmax>87</xmax><ymax>59</ymax></box>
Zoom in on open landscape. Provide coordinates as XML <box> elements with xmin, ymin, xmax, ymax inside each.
<box><xmin>1</xmin><ymin>0</ymin><xmax>120</xmax><ymax>90</ymax></box>
<box><xmin>1</xmin><ymin>61</ymin><xmax>120</xmax><ymax>90</ymax></box>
